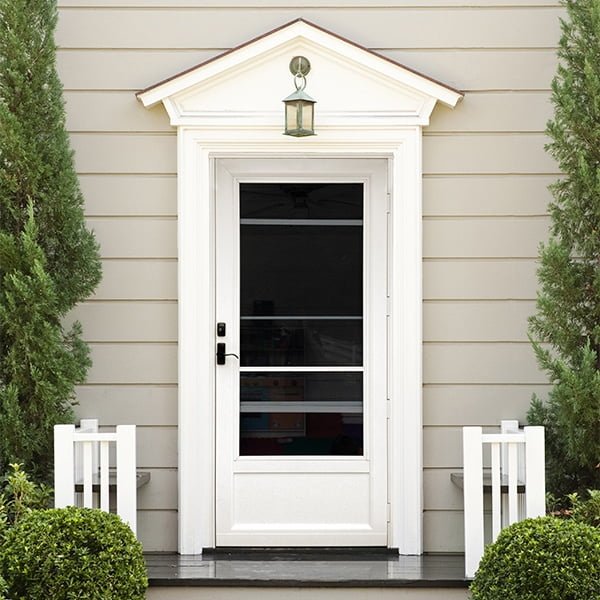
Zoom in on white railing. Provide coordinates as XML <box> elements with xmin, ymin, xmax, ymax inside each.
<box><xmin>463</xmin><ymin>423</ymin><xmax>545</xmax><ymax>578</ymax></box>
<box><xmin>54</xmin><ymin>423</ymin><xmax>137</xmax><ymax>536</ymax></box>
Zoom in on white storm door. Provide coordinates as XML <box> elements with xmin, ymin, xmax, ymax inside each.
<box><xmin>215</xmin><ymin>158</ymin><xmax>388</xmax><ymax>546</ymax></box>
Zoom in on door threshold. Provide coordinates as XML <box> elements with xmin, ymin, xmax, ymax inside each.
<box><xmin>206</xmin><ymin>547</ymin><xmax>397</xmax><ymax>559</ymax></box>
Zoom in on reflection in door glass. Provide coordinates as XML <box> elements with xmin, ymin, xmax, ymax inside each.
<box><xmin>240</xmin><ymin>372</ymin><xmax>363</xmax><ymax>456</ymax></box>
<box><xmin>239</xmin><ymin>183</ymin><xmax>364</xmax><ymax>456</ymax></box>
<box><xmin>240</xmin><ymin>183</ymin><xmax>363</xmax><ymax>219</ymax></box>
<box><xmin>241</xmin><ymin>319</ymin><xmax>362</xmax><ymax>366</ymax></box>
<box><xmin>240</xmin><ymin>225</ymin><xmax>362</xmax><ymax>316</ymax></box>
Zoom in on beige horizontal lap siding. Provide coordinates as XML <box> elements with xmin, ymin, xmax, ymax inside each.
<box><xmin>58</xmin><ymin>48</ymin><xmax>558</xmax><ymax>91</ymax></box>
<box><xmin>55</xmin><ymin>7</ymin><xmax>562</xmax><ymax>49</ymax></box>
<box><xmin>57</xmin><ymin>1</ymin><xmax>560</xmax><ymax>553</ymax></box>
<box><xmin>422</xmin><ymin>96</ymin><xmax>554</xmax><ymax>550</ymax></box>
<box><xmin>68</xmin><ymin>130</ymin><xmax>177</xmax><ymax>551</ymax></box>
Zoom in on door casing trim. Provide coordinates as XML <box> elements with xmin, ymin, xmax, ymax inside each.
<box><xmin>177</xmin><ymin>128</ymin><xmax>423</xmax><ymax>555</ymax></box>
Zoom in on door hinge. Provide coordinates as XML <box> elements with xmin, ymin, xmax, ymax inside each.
<box><xmin>386</xmin><ymin>502</ymin><xmax>391</xmax><ymax>523</ymax></box>
<box><xmin>386</xmin><ymin>192</ymin><xmax>391</xmax><ymax>214</ymax></box>
<box><xmin>386</xmin><ymin>399</ymin><xmax>392</xmax><ymax>419</ymax></box>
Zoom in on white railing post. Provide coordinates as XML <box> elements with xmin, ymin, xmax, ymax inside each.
<box><xmin>463</xmin><ymin>426</ymin><xmax>484</xmax><ymax>579</ymax></box>
<box><xmin>524</xmin><ymin>426</ymin><xmax>545</xmax><ymax>518</ymax></box>
<box><xmin>116</xmin><ymin>425</ymin><xmax>137</xmax><ymax>536</ymax></box>
<box><xmin>54</xmin><ymin>424</ymin><xmax>76</xmax><ymax>508</ymax></box>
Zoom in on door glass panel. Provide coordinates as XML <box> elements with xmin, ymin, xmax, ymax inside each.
<box><xmin>240</xmin><ymin>372</ymin><xmax>363</xmax><ymax>456</ymax></box>
<box><xmin>241</xmin><ymin>318</ymin><xmax>362</xmax><ymax>366</ymax></box>
<box><xmin>240</xmin><ymin>225</ymin><xmax>362</xmax><ymax>316</ymax></box>
<box><xmin>240</xmin><ymin>183</ymin><xmax>363</xmax><ymax>219</ymax></box>
<box><xmin>239</xmin><ymin>183</ymin><xmax>364</xmax><ymax>456</ymax></box>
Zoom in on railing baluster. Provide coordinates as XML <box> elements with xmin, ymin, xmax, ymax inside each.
<box><xmin>490</xmin><ymin>442</ymin><xmax>501</xmax><ymax>541</ymax></box>
<box><xmin>100</xmin><ymin>441</ymin><xmax>109</xmax><ymax>512</ymax></box>
<box><xmin>507</xmin><ymin>442</ymin><xmax>518</xmax><ymax>524</ymax></box>
<box><xmin>83</xmin><ymin>441</ymin><xmax>93</xmax><ymax>508</ymax></box>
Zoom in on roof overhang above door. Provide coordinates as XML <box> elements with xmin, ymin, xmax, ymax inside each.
<box><xmin>136</xmin><ymin>18</ymin><xmax>462</xmax><ymax>129</ymax></box>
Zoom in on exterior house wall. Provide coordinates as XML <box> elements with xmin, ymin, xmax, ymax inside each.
<box><xmin>57</xmin><ymin>0</ymin><xmax>561</xmax><ymax>552</ymax></box>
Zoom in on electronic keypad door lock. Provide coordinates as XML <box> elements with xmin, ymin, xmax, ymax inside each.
<box><xmin>216</xmin><ymin>342</ymin><xmax>239</xmax><ymax>365</ymax></box>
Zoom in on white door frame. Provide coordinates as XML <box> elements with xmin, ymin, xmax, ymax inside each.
<box><xmin>214</xmin><ymin>157</ymin><xmax>388</xmax><ymax>546</ymax></box>
<box><xmin>176</xmin><ymin>126</ymin><xmax>423</xmax><ymax>555</ymax></box>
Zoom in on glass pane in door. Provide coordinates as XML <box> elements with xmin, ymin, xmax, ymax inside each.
<box><xmin>239</xmin><ymin>183</ymin><xmax>364</xmax><ymax>456</ymax></box>
<box><xmin>240</xmin><ymin>372</ymin><xmax>363</xmax><ymax>456</ymax></box>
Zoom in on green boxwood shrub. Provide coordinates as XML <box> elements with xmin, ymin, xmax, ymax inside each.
<box><xmin>0</xmin><ymin>507</ymin><xmax>147</xmax><ymax>600</ymax></box>
<box><xmin>470</xmin><ymin>516</ymin><xmax>600</xmax><ymax>600</ymax></box>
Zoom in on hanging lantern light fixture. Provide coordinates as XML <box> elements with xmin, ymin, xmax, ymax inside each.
<box><xmin>283</xmin><ymin>56</ymin><xmax>316</xmax><ymax>137</ymax></box>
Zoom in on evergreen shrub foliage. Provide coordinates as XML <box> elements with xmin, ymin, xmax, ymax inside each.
<box><xmin>567</xmin><ymin>489</ymin><xmax>600</xmax><ymax>528</ymax></box>
<box><xmin>0</xmin><ymin>507</ymin><xmax>148</xmax><ymax>600</ymax></box>
<box><xmin>470</xmin><ymin>517</ymin><xmax>600</xmax><ymax>600</ymax></box>
<box><xmin>528</xmin><ymin>0</ymin><xmax>600</xmax><ymax>496</ymax></box>
<box><xmin>0</xmin><ymin>0</ymin><xmax>101</xmax><ymax>478</ymax></box>
<box><xmin>0</xmin><ymin>464</ymin><xmax>52</xmax><ymax>531</ymax></box>
<box><xmin>0</xmin><ymin>465</ymin><xmax>52</xmax><ymax>600</ymax></box>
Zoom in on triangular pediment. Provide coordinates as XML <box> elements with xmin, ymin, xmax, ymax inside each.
<box><xmin>137</xmin><ymin>19</ymin><xmax>462</xmax><ymax>127</ymax></box>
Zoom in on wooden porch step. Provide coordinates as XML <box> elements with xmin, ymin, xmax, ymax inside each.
<box><xmin>145</xmin><ymin>553</ymin><xmax>469</xmax><ymax>599</ymax></box>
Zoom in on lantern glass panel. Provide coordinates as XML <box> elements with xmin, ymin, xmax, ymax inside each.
<box><xmin>301</xmin><ymin>102</ymin><xmax>313</xmax><ymax>131</ymax></box>
<box><xmin>285</xmin><ymin>102</ymin><xmax>298</xmax><ymax>133</ymax></box>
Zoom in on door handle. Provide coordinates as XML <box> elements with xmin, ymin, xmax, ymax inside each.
<box><xmin>216</xmin><ymin>342</ymin><xmax>239</xmax><ymax>365</ymax></box>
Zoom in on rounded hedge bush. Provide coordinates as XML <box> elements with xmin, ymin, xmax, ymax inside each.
<box><xmin>470</xmin><ymin>516</ymin><xmax>600</xmax><ymax>600</ymax></box>
<box><xmin>0</xmin><ymin>507</ymin><xmax>147</xmax><ymax>600</ymax></box>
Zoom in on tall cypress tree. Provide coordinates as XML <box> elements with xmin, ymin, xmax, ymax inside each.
<box><xmin>528</xmin><ymin>0</ymin><xmax>600</xmax><ymax>497</ymax></box>
<box><xmin>0</xmin><ymin>0</ymin><xmax>102</xmax><ymax>479</ymax></box>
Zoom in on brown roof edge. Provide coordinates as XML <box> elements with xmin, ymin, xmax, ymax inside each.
<box><xmin>136</xmin><ymin>17</ymin><xmax>463</xmax><ymax>101</ymax></box>
<box><xmin>136</xmin><ymin>18</ymin><xmax>305</xmax><ymax>99</ymax></box>
<box><xmin>297</xmin><ymin>18</ymin><xmax>463</xmax><ymax>98</ymax></box>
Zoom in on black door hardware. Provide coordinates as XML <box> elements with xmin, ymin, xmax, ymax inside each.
<box><xmin>217</xmin><ymin>342</ymin><xmax>239</xmax><ymax>365</ymax></box>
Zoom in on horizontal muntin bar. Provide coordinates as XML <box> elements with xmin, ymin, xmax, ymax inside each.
<box><xmin>240</xmin><ymin>219</ymin><xmax>362</xmax><ymax>226</ymax></box>
<box><xmin>239</xmin><ymin>366</ymin><xmax>364</xmax><ymax>372</ymax></box>
<box><xmin>240</xmin><ymin>401</ymin><xmax>363</xmax><ymax>414</ymax></box>
<box><xmin>241</xmin><ymin>316</ymin><xmax>362</xmax><ymax>320</ymax></box>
